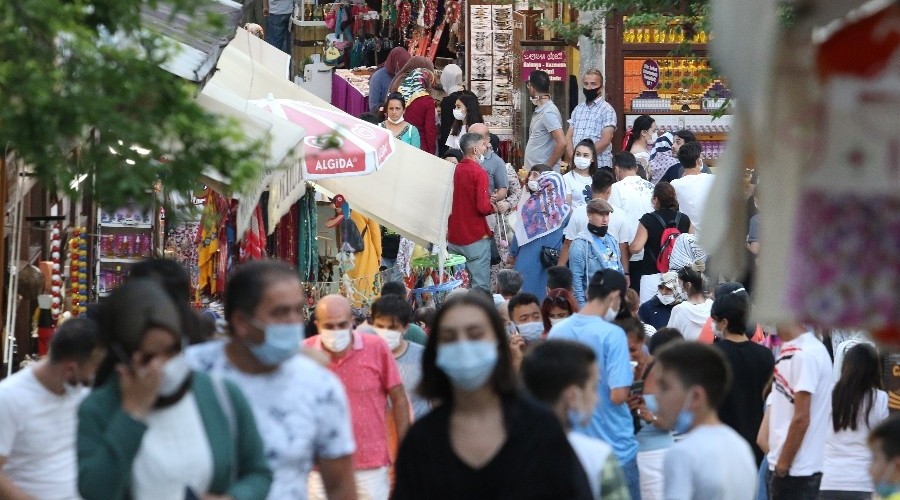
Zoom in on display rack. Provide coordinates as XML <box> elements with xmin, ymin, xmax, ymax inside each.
<box><xmin>605</xmin><ymin>14</ymin><xmax>732</xmax><ymax>164</ymax></box>
<box><xmin>94</xmin><ymin>203</ymin><xmax>155</xmax><ymax>298</ymax></box>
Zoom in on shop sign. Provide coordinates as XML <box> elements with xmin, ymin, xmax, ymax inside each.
<box><xmin>887</xmin><ymin>354</ymin><xmax>900</xmax><ymax>413</ymax></box>
<box><xmin>521</xmin><ymin>50</ymin><xmax>567</xmax><ymax>83</ymax></box>
<box><xmin>642</xmin><ymin>59</ymin><xmax>660</xmax><ymax>90</ymax></box>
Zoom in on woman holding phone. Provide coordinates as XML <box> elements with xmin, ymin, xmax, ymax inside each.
<box><xmin>77</xmin><ymin>279</ymin><xmax>272</xmax><ymax>500</ymax></box>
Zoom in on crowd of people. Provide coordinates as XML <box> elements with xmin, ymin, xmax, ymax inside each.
<box><xmin>0</xmin><ymin>61</ymin><xmax>896</xmax><ymax>500</ymax></box>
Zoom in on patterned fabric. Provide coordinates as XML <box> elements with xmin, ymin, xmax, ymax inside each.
<box><xmin>600</xmin><ymin>455</ymin><xmax>632</xmax><ymax>500</ymax></box>
<box><xmin>648</xmin><ymin>132</ymin><xmax>680</xmax><ymax>184</ymax></box>
<box><xmin>398</xmin><ymin>68</ymin><xmax>430</xmax><ymax>105</ymax></box>
<box><xmin>513</xmin><ymin>172</ymin><xmax>571</xmax><ymax>246</ymax></box>
<box><xmin>569</xmin><ymin>97</ymin><xmax>617</xmax><ymax>167</ymax></box>
<box><xmin>240</xmin><ymin>206</ymin><xmax>266</xmax><ymax>262</ymax></box>
<box><xmin>667</xmin><ymin>233</ymin><xmax>708</xmax><ymax>272</ymax></box>
<box><xmin>186</xmin><ymin>341</ymin><xmax>355</xmax><ymax>500</ymax></box>
<box><xmin>166</xmin><ymin>222</ymin><xmax>200</xmax><ymax>291</ymax></box>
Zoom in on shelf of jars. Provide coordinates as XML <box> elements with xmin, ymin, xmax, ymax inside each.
<box><xmin>95</xmin><ymin>204</ymin><xmax>155</xmax><ymax>299</ymax></box>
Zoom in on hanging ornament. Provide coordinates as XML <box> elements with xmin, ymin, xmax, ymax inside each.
<box><xmin>67</xmin><ymin>227</ymin><xmax>89</xmax><ymax>316</ymax></box>
<box><xmin>49</xmin><ymin>225</ymin><xmax>62</xmax><ymax>320</ymax></box>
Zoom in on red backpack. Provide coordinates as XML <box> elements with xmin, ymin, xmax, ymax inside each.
<box><xmin>652</xmin><ymin>212</ymin><xmax>682</xmax><ymax>273</ymax></box>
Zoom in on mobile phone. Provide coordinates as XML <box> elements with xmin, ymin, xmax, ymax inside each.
<box><xmin>630</xmin><ymin>380</ymin><xmax>645</xmax><ymax>397</ymax></box>
<box><xmin>111</xmin><ymin>343</ymin><xmax>132</xmax><ymax>368</ymax></box>
<box><xmin>184</xmin><ymin>488</ymin><xmax>200</xmax><ymax>500</ymax></box>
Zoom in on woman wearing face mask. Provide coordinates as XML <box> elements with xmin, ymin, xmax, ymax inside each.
<box><xmin>624</xmin><ymin>114</ymin><xmax>656</xmax><ymax>172</ymax></box>
<box><xmin>625</xmin><ymin>324</ymin><xmax>681</xmax><ymax>500</ymax></box>
<box><xmin>541</xmin><ymin>288</ymin><xmax>578</xmax><ymax>333</ymax></box>
<box><xmin>564</xmin><ymin>139</ymin><xmax>599</xmax><ymax>207</ymax></box>
<box><xmin>438</xmin><ymin>64</ymin><xmax>474</xmax><ymax>156</ymax></box>
<box><xmin>390</xmin><ymin>57</ymin><xmax>437</xmax><ymax>154</ymax></box>
<box><xmin>569</xmin><ymin>198</ymin><xmax>624</xmax><ymax>308</ymax></box>
<box><xmin>445</xmin><ymin>93</ymin><xmax>483</xmax><ymax>152</ymax></box>
<box><xmin>78</xmin><ymin>280</ymin><xmax>271</xmax><ymax>500</ymax></box>
<box><xmin>380</xmin><ymin>92</ymin><xmax>421</xmax><ymax>148</ymax></box>
<box><xmin>392</xmin><ymin>294</ymin><xmax>592</xmax><ymax>500</ymax></box>
<box><xmin>665</xmin><ymin>265</ymin><xmax>712</xmax><ymax>342</ymax></box>
<box><xmin>507</xmin><ymin>165</ymin><xmax>571</xmax><ymax>302</ymax></box>
<box><xmin>629</xmin><ymin>182</ymin><xmax>695</xmax><ymax>304</ymax></box>
<box><xmin>820</xmin><ymin>343</ymin><xmax>889</xmax><ymax>500</ymax></box>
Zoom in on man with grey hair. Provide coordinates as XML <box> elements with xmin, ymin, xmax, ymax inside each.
<box><xmin>566</xmin><ymin>69</ymin><xmax>617</xmax><ymax>168</ymax></box>
<box><xmin>496</xmin><ymin>269</ymin><xmax>523</xmax><ymax>301</ymax></box>
<box><xmin>447</xmin><ymin>132</ymin><xmax>495</xmax><ymax>291</ymax></box>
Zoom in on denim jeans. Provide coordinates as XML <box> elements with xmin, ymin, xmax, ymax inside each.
<box><xmin>766</xmin><ymin>469</ymin><xmax>822</xmax><ymax>500</ymax></box>
<box><xmin>621</xmin><ymin>457</ymin><xmax>642</xmax><ymax>500</ymax></box>
<box><xmin>265</xmin><ymin>13</ymin><xmax>292</xmax><ymax>54</ymax></box>
<box><xmin>449</xmin><ymin>238</ymin><xmax>491</xmax><ymax>292</ymax></box>
<box><xmin>756</xmin><ymin>460</ymin><xmax>769</xmax><ymax>500</ymax></box>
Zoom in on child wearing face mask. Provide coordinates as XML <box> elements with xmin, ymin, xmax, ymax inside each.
<box><xmin>522</xmin><ymin>340</ymin><xmax>631</xmax><ymax>500</ymax></box>
<box><xmin>654</xmin><ymin>342</ymin><xmax>757</xmax><ymax>500</ymax></box>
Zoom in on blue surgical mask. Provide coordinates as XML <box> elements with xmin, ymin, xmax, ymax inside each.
<box><xmin>436</xmin><ymin>339</ymin><xmax>498</xmax><ymax>391</ymax></box>
<box><xmin>566</xmin><ymin>388</ymin><xmax>591</xmax><ymax>429</ymax></box>
<box><xmin>673</xmin><ymin>393</ymin><xmax>695</xmax><ymax>434</ymax></box>
<box><xmin>246</xmin><ymin>321</ymin><xmax>303</xmax><ymax>366</ymax></box>
<box><xmin>875</xmin><ymin>463</ymin><xmax>899</xmax><ymax>498</ymax></box>
<box><xmin>516</xmin><ymin>321</ymin><xmax>544</xmax><ymax>343</ymax></box>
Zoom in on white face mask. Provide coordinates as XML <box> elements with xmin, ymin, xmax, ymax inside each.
<box><xmin>159</xmin><ymin>353</ymin><xmax>191</xmax><ymax>397</ymax></box>
<box><xmin>647</xmin><ymin>131</ymin><xmax>658</xmax><ymax>144</ymax></box>
<box><xmin>320</xmin><ymin>328</ymin><xmax>352</xmax><ymax>352</ymax></box>
<box><xmin>387</xmin><ymin>116</ymin><xmax>404</xmax><ymax>124</ymax></box>
<box><xmin>713</xmin><ymin>322</ymin><xmax>726</xmax><ymax>339</ymax></box>
<box><xmin>657</xmin><ymin>292</ymin><xmax>676</xmax><ymax>306</ymax></box>
<box><xmin>374</xmin><ymin>327</ymin><xmax>403</xmax><ymax>350</ymax></box>
<box><xmin>548</xmin><ymin>316</ymin><xmax>567</xmax><ymax>326</ymax></box>
<box><xmin>477</xmin><ymin>154</ymin><xmax>486</xmax><ymax>163</ymax></box>
<box><xmin>573</xmin><ymin>157</ymin><xmax>591</xmax><ymax>170</ymax></box>
<box><xmin>452</xmin><ymin>108</ymin><xmax>465</xmax><ymax>121</ymax></box>
<box><xmin>527</xmin><ymin>180</ymin><xmax>540</xmax><ymax>192</ymax></box>
<box><xmin>603</xmin><ymin>306</ymin><xmax>619</xmax><ymax>322</ymax></box>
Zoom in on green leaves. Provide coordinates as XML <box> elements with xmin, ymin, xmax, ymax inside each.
<box><xmin>0</xmin><ymin>0</ymin><xmax>264</xmax><ymax>214</ymax></box>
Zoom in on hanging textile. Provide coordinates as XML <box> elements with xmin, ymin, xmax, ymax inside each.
<box><xmin>297</xmin><ymin>187</ymin><xmax>319</xmax><ymax>283</ymax></box>
<box><xmin>277</xmin><ymin>202</ymin><xmax>299</xmax><ymax>266</ymax></box>
<box><xmin>197</xmin><ymin>191</ymin><xmax>232</xmax><ymax>295</ymax></box>
<box><xmin>240</xmin><ymin>206</ymin><xmax>267</xmax><ymax>262</ymax></box>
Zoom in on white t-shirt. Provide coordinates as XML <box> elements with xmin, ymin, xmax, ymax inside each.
<box><xmin>670</xmin><ymin>173</ymin><xmax>715</xmax><ymax>235</ymax></box>
<box><xmin>666</xmin><ymin>299</ymin><xmax>713</xmax><ymax>341</ymax></box>
<box><xmin>767</xmin><ymin>332</ymin><xmax>833</xmax><ymax>476</ymax></box>
<box><xmin>445</xmin><ymin>125</ymin><xmax>466</xmax><ymax>150</ymax></box>
<box><xmin>563</xmin><ymin>170</ymin><xmax>594</xmax><ymax>207</ymax></box>
<box><xmin>820</xmin><ymin>390</ymin><xmax>889</xmax><ymax>492</ymax></box>
<box><xmin>608</xmin><ymin>176</ymin><xmax>654</xmax><ymax>261</ymax></box>
<box><xmin>663</xmin><ymin>424</ymin><xmax>756</xmax><ymax>500</ymax></box>
<box><xmin>0</xmin><ymin>366</ymin><xmax>85</xmax><ymax>500</ymax></box>
<box><xmin>131</xmin><ymin>393</ymin><xmax>214</xmax><ymax>500</ymax></box>
<box><xmin>568</xmin><ymin>431</ymin><xmax>613</xmax><ymax>499</ymax></box>
<box><xmin>564</xmin><ymin>201</ymin><xmax>636</xmax><ymax>249</ymax></box>
<box><xmin>186</xmin><ymin>341</ymin><xmax>356</xmax><ymax>500</ymax></box>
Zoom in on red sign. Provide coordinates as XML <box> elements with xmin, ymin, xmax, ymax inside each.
<box><xmin>641</xmin><ymin>59</ymin><xmax>660</xmax><ymax>90</ymax></box>
<box><xmin>521</xmin><ymin>50</ymin><xmax>567</xmax><ymax>83</ymax></box>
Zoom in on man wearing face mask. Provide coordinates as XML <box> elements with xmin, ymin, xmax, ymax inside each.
<box><xmin>305</xmin><ymin>294</ymin><xmax>409</xmax><ymax>500</ymax></box>
<box><xmin>447</xmin><ymin>132</ymin><xmax>495</xmax><ymax>292</ymax></box>
<box><xmin>185</xmin><ymin>261</ymin><xmax>356</xmax><ymax>500</ymax></box>
<box><xmin>569</xmin><ymin>199</ymin><xmax>624</xmax><ymax>308</ymax></box>
<box><xmin>468</xmin><ymin>123</ymin><xmax>508</xmax><ymax>202</ymax></box>
<box><xmin>524</xmin><ymin>70</ymin><xmax>567</xmax><ymax>171</ymax></box>
<box><xmin>367</xmin><ymin>295</ymin><xmax>430</xmax><ymax>420</ymax></box>
<box><xmin>710</xmin><ymin>283</ymin><xmax>774</xmax><ymax>465</ymax></box>
<box><xmin>609</xmin><ymin>152</ymin><xmax>655</xmax><ymax>293</ymax></box>
<box><xmin>638</xmin><ymin>272</ymin><xmax>681</xmax><ymax>329</ymax></box>
<box><xmin>654</xmin><ymin>342</ymin><xmax>757</xmax><ymax>499</ymax></box>
<box><xmin>522</xmin><ymin>340</ymin><xmax>631</xmax><ymax>500</ymax></box>
<box><xmin>868</xmin><ymin>416</ymin><xmax>900</xmax><ymax>499</ymax></box>
<box><xmin>507</xmin><ymin>293</ymin><xmax>546</xmax><ymax>345</ymax></box>
<box><xmin>549</xmin><ymin>269</ymin><xmax>642</xmax><ymax>500</ymax></box>
<box><xmin>566</xmin><ymin>69</ymin><xmax>617</xmax><ymax>169</ymax></box>
<box><xmin>0</xmin><ymin>318</ymin><xmax>105</xmax><ymax>499</ymax></box>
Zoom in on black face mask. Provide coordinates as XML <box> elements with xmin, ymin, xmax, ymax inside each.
<box><xmin>583</xmin><ymin>88</ymin><xmax>601</xmax><ymax>102</ymax></box>
<box><xmin>587</xmin><ymin>223</ymin><xmax>608</xmax><ymax>237</ymax></box>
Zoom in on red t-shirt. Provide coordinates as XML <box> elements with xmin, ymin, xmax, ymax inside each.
<box><xmin>305</xmin><ymin>331</ymin><xmax>403</xmax><ymax>469</ymax></box>
<box><xmin>447</xmin><ymin>159</ymin><xmax>494</xmax><ymax>246</ymax></box>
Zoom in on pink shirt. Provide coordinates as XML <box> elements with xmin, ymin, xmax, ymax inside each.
<box><xmin>304</xmin><ymin>331</ymin><xmax>403</xmax><ymax>469</ymax></box>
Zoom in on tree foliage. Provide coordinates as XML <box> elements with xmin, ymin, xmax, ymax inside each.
<box><xmin>0</xmin><ymin>0</ymin><xmax>264</xmax><ymax>211</ymax></box>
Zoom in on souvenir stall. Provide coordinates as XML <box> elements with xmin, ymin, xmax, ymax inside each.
<box><xmin>190</xmin><ymin>37</ymin><xmax>456</xmax><ymax>311</ymax></box>
<box><xmin>604</xmin><ymin>14</ymin><xmax>733</xmax><ymax>166</ymax></box>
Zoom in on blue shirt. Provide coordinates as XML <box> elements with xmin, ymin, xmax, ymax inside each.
<box><xmin>548</xmin><ymin>313</ymin><xmax>637</xmax><ymax>462</ymax></box>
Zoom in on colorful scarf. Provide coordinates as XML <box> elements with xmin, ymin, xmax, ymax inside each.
<box><xmin>648</xmin><ymin>132</ymin><xmax>680</xmax><ymax>184</ymax></box>
<box><xmin>398</xmin><ymin>68</ymin><xmax>431</xmax><ymax>104</ymax></box>
<box><xmin>513</xmin><ymin>172</ymin><xmax>571</xmax><ymax>247</ymax></box>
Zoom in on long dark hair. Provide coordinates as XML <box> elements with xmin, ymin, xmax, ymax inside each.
<box><xmin>418</xmin><ymin>294</ymin><xmax>517</xmax><ymax>405</ymax></box>
<box><xmin>572</xmin><ymin>139</ymin><xmax>598</xmax><ymax>177</ymax></box>
<box><xmin>625</xmin><ymin>114</ymin><xmax>655</xmax><ymax>152</ymax></box>
<box><xmin>653</xmin><ymin>181</ymin><xmax>679</xmax><ymax>211</ymax></box>
<box><xmin>380</xmin><ymin>92</ymin><xmax>407</xmax><ymax>122</ymax></box>
<box><xmin>832</xmin><ymin>343</ymin><xmax>882</xmax><ymax>432</ymax></box>
<box><xmin>450</xmin><ymin>93</ymin><xmax>483</xmax><ymax>136</ymax></box>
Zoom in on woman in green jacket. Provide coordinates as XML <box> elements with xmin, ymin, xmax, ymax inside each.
<box><xmin>77</xmin><ymin>279</ymin><xmax>271</xmax><ymax>500</ymax></box>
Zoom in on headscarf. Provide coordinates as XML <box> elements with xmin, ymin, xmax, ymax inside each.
<box><xmin>100</xmin><ymin>279</ymin><xmax>182</xmax><ymax>355</ymax></box>
<box><xmin>397</xmin><ymin>68</ymin><xmax>431</xmax><ymax>105</ymax></box>
<box><xmin>648</xmin><ymin>131</ymin><xmax>680</xmax><ymax>184</ymax></box>
<box><xmin>383</xmin><ymin>47</ymin><xmax>411</xmax><ymax>77</ymax></box>
<box><xmin>513</xmin><ymin>172</ymin><xmax>571</xmax><ymax>247</ymax></box>
<box><xmin>667</xmin><ymin>233</ymin><xmax>708</xmax><ymax>273</ymax></box>
<box><xmin>389</xmin><ymin>56</ymin><xmax>435</xmax><ymax>94</ymax></box>
<box><xmin>441</xmin><ymin>64</ymin><xmax>464</xmax><ymax>94</ymax></box>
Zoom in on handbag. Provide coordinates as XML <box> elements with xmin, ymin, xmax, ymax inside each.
<box><xmin>539</xmin><ymin>246</ymin><xmax>559</xmax><ymax>268</ymax></box>
<box><xmin>490</xmin><ymin>239</ymin><xmax>501</xmax><ymax>266</ymax></box>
